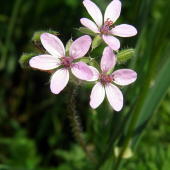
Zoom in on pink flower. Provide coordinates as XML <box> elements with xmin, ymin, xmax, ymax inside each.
<box><xmin>88</xmin><ymin>46</ymin><xmax>137</xmax><ymax>111</ymax></box>
<box><xmin>29</xmin><ymin>33</ymin><xmax>93</xmax><ymax>94</ymax></box>
<box><xmin>80</xmin><ymin>0</ymin><xmax>137</xmax><ymax>51</ymax></box>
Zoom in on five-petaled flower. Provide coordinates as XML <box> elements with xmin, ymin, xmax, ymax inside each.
<box><xmin>80</xmin><ymin>0</ymin><xmax>137</xmax><ymax>51</ymax></box>
<box><xmin>88</xmin><ymin>46</ymin><xmax>137</xmax><ymax>111</ymax></box>
<box><xmin>29</xmin><ymin>33</ymin><xmax>93</xmax><ymax>94</ymax></box>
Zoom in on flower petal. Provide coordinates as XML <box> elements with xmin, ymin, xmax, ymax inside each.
<box><xmin>109</xmin><ymin>24</ymin><xmax>137</xmax><ymax>37</ymax></box>
<box><xmin>83</xmin><ymin>0</ymin><xmax>103</xmax><ymax>27</ymax></box>
<box><xmin>90</xmin><ymin>82</ymin><xmax>105</xmax><ymax>109</ymax></box>
<box><xmin>69</xmin><ymin>35</ymin><xmax>92</xmax><ymax>59</ymax></box>
<box><xmin>80</xmin><ymin>18</ymin><xmax>100</xmax><ymax>33</ymax></box>
<box><xmin>88</xmin><ymin>66</ymin><xmax>100</xmax><ymax>81</ymax></box>
<box><xmin>41</xmin><ymin>33</ymin><xmax>65</xmax><ymax>58</ymax></box>
<box><xmin>101</xmin><ymin>46</ymin><xmax>116</xmax><ymax>73</ymax></box>
<box><xmin>102</xmin><ymin>35</ymin><xmax>120</xmax><ymax>51</ymax></box>
<box><xmin>105</xmin><ymin>83</ymin><xmax>123</xmax><ymax>111</ymax></box>
<box><xmin>104</xmin><ymin>0</ymin><xmax>121</xmax><ymax>23</ymax></box>
<box><xmin>112</xmin><ymin>69</ymin><xmax>137</xmax><ymax>86</ymax></box>
<box><xmin>50</xmin><ymin>68</ymin><xmax>69</xmax><ymax>94</ymax></box>
<box><xmin>29</xmin><ymin>54</ymin><xmax>61</xmax><ymax>70</ymax></box>
<box><xmin>71</xmin><ymin>61</ymin><xmax>93</xmax><ymax>80</ymax></box>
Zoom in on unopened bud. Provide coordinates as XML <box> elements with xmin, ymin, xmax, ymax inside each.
<box><xmin>19</xmin><ymin>53</ymin><xmax>37</xmax><ymax>68</ymax></box>
<box><xmin>32</xmin><ymin>30</ymin><xmax>59</xmax><ymax>45</ymax></box>
<box><xmin>116</xmin><ymin>49</ymin><xmax>135</xmax><ymax>64</ymax></box>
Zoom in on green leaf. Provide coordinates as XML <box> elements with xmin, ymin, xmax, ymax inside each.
<box><xmin>162</xmin><ymin>161</ymin><xmax>170</xmax><ymax>170</ymax></box>
<box><xmin>131</xmin><ymin>50</ymin><xmax>170</xmax><ymax>148</ymax></box>
<box><xmin>147</xmin><ymin>162</ymin><xmax>159</xmax><ymax>170</ymax></box>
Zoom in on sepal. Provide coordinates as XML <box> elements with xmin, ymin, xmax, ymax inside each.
<box><xmin>89</xmin><ymin>58</ymin><xmax>101</xmax><ymax>73</ymax></box>
<box><xmin>68</xmin><ymin>69</ymin><xmax>82</xmax><ymax>85</ymax></box>
<box><xmin>65</xmin><ymin>39</ymin><xmax>73</xmax><ymax>57</ymax></box>
<box><xmin>79</xmin><ymin>27</ymin><xmax>98</xmax><ymax>36</ymax></box>
<box><xmin>92</xmin><ymin>35</ymin><xmax>102</xmax><ymax>49</ymax></box>
<box><xmin>76</xmin><ymin>57</ymin><xmax>91</xmax><ymax>64</ymax></box>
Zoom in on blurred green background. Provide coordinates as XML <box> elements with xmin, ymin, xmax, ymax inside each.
<box><xmin>1</xmin><ymin>0</ymin><xmax>170</xmax><ymax>169</ymax></box>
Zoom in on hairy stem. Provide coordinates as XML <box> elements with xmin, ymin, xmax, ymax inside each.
<box><xmin>67</xmin><ymin>84</ymin><xmax>96</xmax><ymax>164</ymax></box>
<box><xmin>33</xmin><ymin>41</ymin><xmax>46</xmax><ymax>54</ymax></box>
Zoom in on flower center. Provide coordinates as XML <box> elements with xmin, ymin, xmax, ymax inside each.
<box><xmin>61</xmin><ymin>57</ymin><xmax>75</xmax><ymax>68</ymax></box>
<box><xmin>100</xmin><ymin>18</ymin><xmax>114</xmax><ymax>35</ymax></box>
<box><xmin>100</xmin><ymin>74</ymin><xmax>114</xmax><ymax>84</ymax></box>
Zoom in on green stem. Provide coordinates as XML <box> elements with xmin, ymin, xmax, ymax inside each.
<box><xmin>0</xmin><ymin>0</ymin><xmax>22</xmax><ymax>70</ymax></box>
<box><xmin>115</xmin><ymin>44</ymin><xmax>161</xmax><ymax>170</ymax></box>
<box><xmin>67</xmin><ymin>84</ymin><xmax>96</xmax><ymax>164</ymax></box>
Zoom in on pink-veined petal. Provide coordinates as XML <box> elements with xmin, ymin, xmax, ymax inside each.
<box><xmin>109</xmin><ymin>24</ymin><xmax>137</xmax><ymax>37</ymax></box>
<box><xmin>105</xmin><ymin>83</ymin><xmax>123</xmax><ymax>111</ymax></box>
<box><xmin>88</xmin><ymin>66</ymin><xmax>100</xmax><ymax>81</ymax></box>
<box><xmin>102</xmin><ymin>35</ymin><xmax>120</xmax><ymax>51</ymax></box>
<box><xmin>71</xmin><ymin>61</ymin><xmax>93</xmax><ymax>80</ymax></box>
<box><xmin>80</xmin><ymin>18</ymin><xmax>100</xmax><ymax>33</ymax></box>
<box><xmin>112</xmin><ymin>69</ymin><xmax>137</xmax><ymax>86</ymax></box>
<box><xmin>104</xmin><ymin>0</ymin><xmax>121</xmax><ymax>23</ymax></box>
<box><xmin>29</xmin><ymin>55</ymin><xmax>61</xmax><ymax>70</ymax></box>
<box><xmin>101</xmin><ymin>46</ymin><xmax>116</xmax><ymax>73</ymax></box>
<box><xmin>69</xmin><ymin>35</ymin><xmax>92</xmax><ymax>59</ymax></box>
<box><xmin>83</xmin><ymin>0</ymin><xmax>103</xmax><ymax>27</ymax></box>
<box><xmin>50</xmin><ymin>68</ymin><xmax>69</xmax><ymax>94</ymax></box>
<box><xmin>41</xmin><ymin>33</ymin><xmax>65</xmax><ymax>58</ymax></box>
<box><xmin>90</xmin><ymin>82</ymin><xmax>105</xmax><ymax>109</ymax></box>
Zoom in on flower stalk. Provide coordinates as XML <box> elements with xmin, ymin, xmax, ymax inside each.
<box><xmin>32</xmin><ymin>41</ymin><xmax>46</xmax><ymax>54</ymax></box>
<box><xmin>67</xmin><ymin>84</ymin><xmax>96</xmax><ymax>164</ymax></box>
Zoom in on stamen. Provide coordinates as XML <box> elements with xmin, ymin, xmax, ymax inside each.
<box><xmin>100</xmin><ymin>18</ymin><xmax>114</xmax><ymax>35</ymax></box>
<box><xmin>100</xmin><ymin>74</ymin><xmax>114</xmax><ymax>83</ymax></box>
<box><xmin>61</xmin><ymin>57</ymin><xmax>74</xmax><ymax>68</ymax></box>
<box><xmin>104</xmin><ymin>18</ymin><xmax>113</xmax><ymax>27</ymax></box>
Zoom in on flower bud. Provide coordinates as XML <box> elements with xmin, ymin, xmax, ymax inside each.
<box><xmin>32</xmin><ymin>30</ymin><xmax>58</xmax><ymax>45</ymax></box>
<box><xmin>19</xmin><ymin>53</ymin><xmax>37</xmax><ymax>68</ymax></box>
<box><xmin>116</xmin><ymin>49</ymin><xmax>135</xmax><ymax>64</ymax></box>
<box><xmin>92</xmin><ymin>35</ymin><xmax>102</xmax><ymax>49</ymax></box>
<box><xmin>79</xmin><ymin>27</ymin><xmax>97</xmax><ymax>36</ymax></box>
